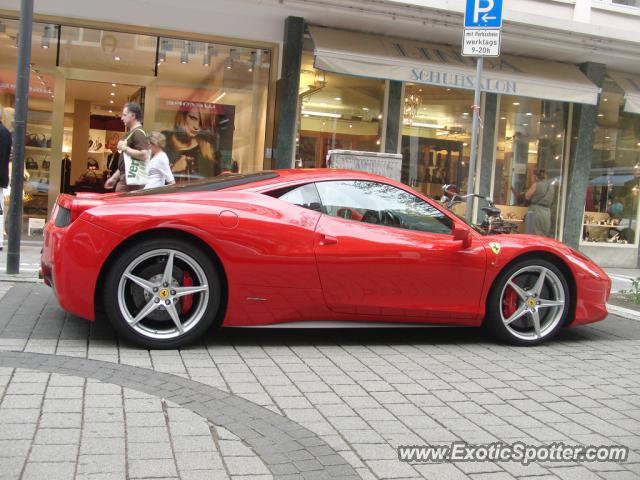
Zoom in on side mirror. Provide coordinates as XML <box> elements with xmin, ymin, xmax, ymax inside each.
<box><xmin>453</xmin><ymin>224</ymin><xmax>472</xmax><ymax>249</ymax></box>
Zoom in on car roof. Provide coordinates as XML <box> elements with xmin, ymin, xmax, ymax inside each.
<box><xmin>240</xmin><ymin>168</ymin><xmax>402</xmax><ymax>190</ymax></box>
<box><xmin>119</xmin><ymin>169</ymin><xmax>401</xmax><ymax>198</ymax></box>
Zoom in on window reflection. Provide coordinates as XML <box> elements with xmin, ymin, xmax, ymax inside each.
<box><xmin>315</xmin><ymin>180</ymin><xmax>452</xmax><ymax>234</ymax></box>
<box><xmin>59</xmin><ymin>27</ymin><xmax>157</xmax><ymax>75</ymax></box>
<box><xmin>401</xmin><ymin>84</ymin><xmax>473</xmax><ymax>199</ymax></box>
<box><xmin>583</xmin><ymin>75</ymin><xmax>640</xmax><ymax>245</ymax></box>
<box><xmin>493</xmin><ymin>96</ymin><xmax>567</xmax><ymax>237</ymax></box>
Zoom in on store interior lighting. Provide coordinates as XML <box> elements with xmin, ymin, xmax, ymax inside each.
<box><xmin>41</xmin><ymin>25</ymin><xmax>52</xmax><ymax>49</ymax></box>
<box><xmin>409</xmin><ymin>121</ymin><xmax>446</xmax><ymax>129</ymax></box>
<box><xmin>181</xmin><ymin>42</ymin><xmax>189</xmax><ymax>64</ymax></box>
<box><xmin>211</xmin><ymin>91</ymin><xmax>226</xmax><ymax>103</ymax></box>
<box><xmin>300</xmin><ymin>110</ymin><xmax>341</xmax><ymax>118</ymax></box>
<box><xmin>204</xmin><ymin>44</ymin><xmax>219</xmax><ymax>67</ymax></box>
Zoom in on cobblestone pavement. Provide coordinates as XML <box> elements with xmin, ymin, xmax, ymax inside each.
<box><xmin>0</xmin><ymin>283</ymin><xmax>639</xmax><ymax>480</ymax></box>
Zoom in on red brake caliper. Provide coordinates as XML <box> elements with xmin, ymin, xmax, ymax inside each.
<box><xmin>181</xmin><ymin>271</ymin><xmax>194</xmax><ymax>314</ymax></box>
<box><xmin>502</xmin><ymin>285</ymin><xmax>518</xmax><ymax>319</ymax></box>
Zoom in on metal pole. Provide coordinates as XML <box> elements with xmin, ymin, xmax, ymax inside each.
<box><xmin>466</xmin><ymin>56</ymin><xmax>483</xmax><ymax>222</ymax></box>
<box><xmin>7</xmin><ymin>0</ymin><xmax>34</xmax><ymax>274</ymax></box>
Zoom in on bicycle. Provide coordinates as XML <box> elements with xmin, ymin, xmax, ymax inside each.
<box><xmin>440</xmin><ymin>184</ymin><xmax>519</xmax><ymax>235</ymax></box>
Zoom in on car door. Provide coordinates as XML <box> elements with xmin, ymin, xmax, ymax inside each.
<box><xmin>313</xmin><ymin>180</ymin><xmax>488</xmax><ymax>323</ymax></box>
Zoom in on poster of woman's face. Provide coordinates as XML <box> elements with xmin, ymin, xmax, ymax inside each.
<box><xmin>158</xmin><ymin>100</ymin><xmax>235</xmax><ymax>182</ymax></box>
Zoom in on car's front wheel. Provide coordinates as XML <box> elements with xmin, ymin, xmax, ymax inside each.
<box><xmin>486</xmin><ymin>258</ymin><xmax>570</xmax><ymax>346</ymax></box>
<box><xmin>103</xmin><ymin>238</ymin><xmax>221</xmax><ymax>349</ymax></box>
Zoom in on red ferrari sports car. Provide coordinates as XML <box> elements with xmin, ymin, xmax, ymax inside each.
<box><xmin>41</xmin><ymin>169</ymin><xmax>611</xmax><ymax>348</ymax></box>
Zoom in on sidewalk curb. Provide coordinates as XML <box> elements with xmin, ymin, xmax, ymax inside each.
<box><xmin>606</xmin><ymin>303</ymin><xmax>640</xmax><ymax>322</ymax></box>
<box><xmin>0</xmin><ymin>275</ymin><xmax>42</xmax><ymax>284</ymax></box>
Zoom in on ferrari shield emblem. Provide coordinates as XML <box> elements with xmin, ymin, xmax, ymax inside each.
<box><xmin>489</xmin><ymin>242</ymin><xmax>501</xmax><ymax>255</ymax></box>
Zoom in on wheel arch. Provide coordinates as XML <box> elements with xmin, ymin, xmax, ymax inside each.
<box><xmin>94</xmin><ymin>228</ymin><xmax>228</xmax><ymax>327</ymax></box>
<box><xmin>484</xmin><ymin>250</ymin><xmax>577</xmax><ymax>327</ymax></box>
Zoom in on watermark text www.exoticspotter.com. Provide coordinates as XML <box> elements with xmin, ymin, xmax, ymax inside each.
<box><xmin>398</xmin><ymin>442</ymin><xmax>628</xmax><ymax>465</ymax></box>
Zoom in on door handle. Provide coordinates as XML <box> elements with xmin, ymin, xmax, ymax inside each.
<box><xmin>318</xmin><ymin>234</ymin><xmax>338</xmax><ymax>246</ymax></box>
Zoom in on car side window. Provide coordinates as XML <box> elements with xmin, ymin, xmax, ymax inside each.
<box><xmin>315</xmin><ymin>180</ymin><xmax>453</xmax><ymax>235</ymax></box>
<box><xmin>276</xmin><ymin>183</ymin><xmax>322</xmax><ymax>212</ymax></box>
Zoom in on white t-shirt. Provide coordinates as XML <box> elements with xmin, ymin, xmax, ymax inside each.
<box><xmin>145</xmin><ymin>151</ymin><xmax>175</xmax><ymax>189</ymax></box>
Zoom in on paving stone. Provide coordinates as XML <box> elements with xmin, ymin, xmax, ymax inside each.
<box><xmin>21</xmin><ymin>461</ymin><xmax>76</xmax><ymax>480</ymax></box>
<box><xmin>127</xmin><ymin>442</ymin><xmax>174</xmax><ymax>460</ymax></box>
<box><xmin>224</xmin><ymin>456</ymin><xmax>271</xmax><ymax>475</ymax></box>
<box><xmin>3</xmin><ymin>286</ymin><xmax>640</xmax><ymax>480</ymax></box>
<box><xmin>550</xmin><ymin>465</ymin><xmax>604</xmax><ymax>480</ymax></box>
<box><xmin>79</xmin><ymin>437</ymin><xmax>126</xmax><ymax>455</ymax></box>
<box><xmin>0</xmin><ymin>438</ymin><xmax>31</xmax><ymax>458</ymax></box>
<box><xmin>0</xmin><ymin>422</ymin><xmax>37</xmax><ymax>440</ymax></box>
<box><xmin>28</xmin><ymin>443</ymin><xmax>79</xmax><ymax>462</ymax></box>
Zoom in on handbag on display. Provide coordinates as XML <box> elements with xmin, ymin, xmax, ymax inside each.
<box><xmin>87</xmin><ymin>157</ymin><xmax>99</xmax><ymax>170</ymax></box>
<box><xmin>41</xmin><ymin>154</ymin><xmax>50</xmax><ymax>170</ymax></box>
<box><xmin>37</xmin><ymin>177</ymin><xmax>49</xmax><ymax>193</ymax></box>
<box><xmin>75</xmin><ymin>170</ymin><xmax>99</xmax><ymax>188</ymax></box>
<box><xmin>25</xmin><ymin>157</ymin><xmax>38</xmax><ymax>170</ymax></box>
<box><xmin>30</xmin><ymin>133</ymin><xmax>47</xmax><ymax>148</ymax></box>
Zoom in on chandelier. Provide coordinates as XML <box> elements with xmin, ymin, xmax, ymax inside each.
<box><xmin>403</xmin><ymin>93</ymin><xmax>422</xmax><ymax>125</ymax></box>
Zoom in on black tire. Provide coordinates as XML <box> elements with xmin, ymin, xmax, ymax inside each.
<box><xmin>103</xmin><ymin>237</ymin><xmax>221</xmax><ymax>349</ymax></box>
<box><xmin>485</xmin><ymin>258</ymin><xmax>570</xmax><ymax>346</ymax></box>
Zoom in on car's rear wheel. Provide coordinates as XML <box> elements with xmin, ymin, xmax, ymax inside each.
<box><xmin>486</xmin><ymin>258</ymin><xmax>570</xmax><ymax>346</ymax></box>
<box><xmin>103</xmin><ymin>238</ymin><xmax>220</xmax><ymax>349</ymax></box>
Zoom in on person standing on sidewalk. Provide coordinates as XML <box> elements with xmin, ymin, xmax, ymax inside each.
<box><xmin>524</xmin><ymin>169</ymin><xmax>555</xmax><ymax>237</ymax></box>
<box><xmin>0</xmin><ymin>105</ymin><xmax>12</xmax><ymax>251</ymax></box>
<box><xmin>104</xmin><ymin>102</ymin><xmax>150</xmax><ymax>192</ymax></box>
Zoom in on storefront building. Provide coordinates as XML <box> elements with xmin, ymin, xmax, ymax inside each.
<box><xmin>0</xmin><ymin>14</ymin><xmax>276</xmax><ymax>237</ymax></box>
<box><xmin>288</xmin><ymin>20</ymin><xmax>640</xmax><ymax>267</ymax></box>
<box><xmin>1</xmin><ymin>0</ymin><xmax>640</xmax><ymax>267</ymax></box>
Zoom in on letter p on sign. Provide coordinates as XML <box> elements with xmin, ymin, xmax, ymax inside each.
<box><xmin>474</xmin><ymin>0</ymin><xmax>494</xmax><ymax>23</ymax></box>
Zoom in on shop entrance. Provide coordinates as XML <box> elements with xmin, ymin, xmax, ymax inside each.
<box><xmin>60</xmin><ymin>80</ymin><xmax>143</xmax><ymax>194</ymax></box>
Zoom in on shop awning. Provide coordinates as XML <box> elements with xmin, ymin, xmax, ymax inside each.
<box><xmin>608</xmin><ymin>71</ymin><xmax>640</xmax><ymax>114</ymax></box>
<box><xmin>309</xmin><ymin>26</ymin><xmax>600</xmax><ymax>105</ymax></box>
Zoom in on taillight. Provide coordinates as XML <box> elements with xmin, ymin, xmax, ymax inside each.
<box><xmin>54</xmin><ymin>206</ymin><xmax>72</xmax><ymax>227</ymax></box>
<box><xmin>53</xmin><ymin>193</ymin><xmax>105</xmax><ymax>227</ymax></box>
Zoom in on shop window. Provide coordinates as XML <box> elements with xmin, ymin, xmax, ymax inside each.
<box><xmin>151</xmin><ymin>38</ymin><xmax>271</xmax><ymax>180</ymax></box>
<box><xmin>0</xmin><ymin>18</ymin><xmax>57</xmax><ymax>236</ymax></box>
<box><xmin>401</xmin><ymin>84</ymin><xmax>473</xmax><ymax>199</ymax></box>
<box><xmin>583</xmin><ymin>75</ymin><xmax>640</xmax><ymax>246</ymax></box>
<box><xmin>492</xmin><ymin>96</ymin><xmax>568</xmax><ymax>238</ymax></box>
<box><xmin>59</xmin><ymin>26</ymin><xmax>157</xmax><ymax>76</ymax></box>
<box><xmin>296</xmin><ymin>52</ymin><xmax>384</xmax><ymax>168</ymax></box>
<box><xmin>611</xmin><ymin>0</ymin><xmax>639</xmax><ymax>6</ymax></box>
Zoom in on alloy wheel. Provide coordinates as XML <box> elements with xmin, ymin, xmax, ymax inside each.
<box><xmin>499</xmin><ymin>265</ymin><xmax>566</xmax><ymax>341</ymax></box>
<box><xmin>116</xmin><ymin>248</ymin><xmax>210</xmax><ymax>340</ymax></box>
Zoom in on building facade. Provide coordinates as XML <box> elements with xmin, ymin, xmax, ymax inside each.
<box><xmin>1</xmin><ymin>0</ymin><xmax>639</xmax><ymax>266</ymax></box>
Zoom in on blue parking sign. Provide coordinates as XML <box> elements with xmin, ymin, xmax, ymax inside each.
<box><xmin>464</xmin><ymin>0</ymin><xmax>503</xmax><ymax>28</ymax></box>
